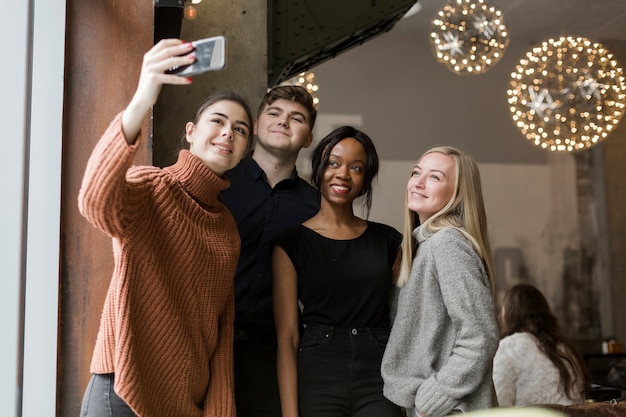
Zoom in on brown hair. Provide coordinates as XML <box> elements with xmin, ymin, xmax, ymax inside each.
<box><xmin>501</xmin><ymin>283</ymin><xmax>590</xmax><ymax>400</ymax></box>
<box><xmin>180</xmin><ymin>90</ymin><xmax>254</xmax><ymax>154</ymax></box>
<box><xmin>257</xmin><ymin>85</ymin><xmax>317</xmax><ymax>130</ymax></box>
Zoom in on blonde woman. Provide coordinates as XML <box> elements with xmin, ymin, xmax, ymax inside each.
<box><xmin>381</xmin><ymin>146</ymin><xmax>499</xmax><ymax>417</ymax></box>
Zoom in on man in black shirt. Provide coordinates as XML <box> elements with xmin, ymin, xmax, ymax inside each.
<box><xmin>221</xmin><ymin>85</ymin><xmax>319</xmax><ymax>417</ymax></box>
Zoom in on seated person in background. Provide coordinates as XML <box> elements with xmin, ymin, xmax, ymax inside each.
<box><xmin>493</xmin><ymin>283</ymin><xmax>590</xmax><ymax>406</ymax></box>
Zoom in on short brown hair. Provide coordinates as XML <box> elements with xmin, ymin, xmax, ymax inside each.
<box><xmin>257</xmin><ymin>85</ymin><xmax>317</xmax><ymax>130</ymax></box>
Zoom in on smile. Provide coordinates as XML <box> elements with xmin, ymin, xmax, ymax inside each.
<box><xmin>213</xmin><ymin>143</ymin><xmax>232</xmax><ymax>153</ymax></box>
<box><xmin>270</xmin><ymin>129</ymin><xmax>289</xmax><ymax>136</ymax></box>
<box><xmin>331</xmin><ymin>184</ymin><xmax>350</xmax><ymax>193</ymax></box>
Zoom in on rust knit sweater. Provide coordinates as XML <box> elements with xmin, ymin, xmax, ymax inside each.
<box><xmin>78</xmin><ymin>112</ymin><xmax>239</xmax><ymax>417</ymax></box>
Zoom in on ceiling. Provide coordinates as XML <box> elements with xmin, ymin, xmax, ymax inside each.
<box><xmin>393</xmin><ymin>0</ymin><xmax>626</xmax><ymax>43</ymax></box>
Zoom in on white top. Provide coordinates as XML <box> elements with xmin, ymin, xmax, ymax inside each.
<box><xmin>492</xmin><ymin>332</ymin><xmax>584</xmax><ymax>406</ymax></box>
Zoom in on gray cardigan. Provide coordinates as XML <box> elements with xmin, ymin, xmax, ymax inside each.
<box><xmin>381</xmin><ymin>226</ymin><xmax>499</xmax><ymax>417</ymax></box>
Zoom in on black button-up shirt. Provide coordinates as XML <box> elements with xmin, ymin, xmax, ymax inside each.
<box><xmin>221</xmin><ymin>157</ymin><xmax>319</xmax><ymax>334</ymax></box>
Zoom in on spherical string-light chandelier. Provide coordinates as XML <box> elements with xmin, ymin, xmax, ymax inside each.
<box><xmin>507</xmin><ymin>36</ymin><xmax>626</xmax><ymax>152</ymax></box>
<box><xmin>430</xmin><ymin>0</ymin><xmax>509</xmax><ymax>75</ymax></box>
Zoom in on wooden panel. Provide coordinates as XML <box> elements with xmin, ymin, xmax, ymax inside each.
<box><xmin>58</xmin><ymin>1</ymin><xmax>153</xmax><ymax>416</ymax></box>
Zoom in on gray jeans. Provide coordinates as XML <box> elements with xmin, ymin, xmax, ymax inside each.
<box><xmin>80</xmin><ymin>374</ymin><xmax>137</xmax><ymax>417</ymax></box>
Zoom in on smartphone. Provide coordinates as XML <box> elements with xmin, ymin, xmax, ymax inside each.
<box><xmin>167</xmin><ymin>35</ymin><xmax>226</xmax><ymax>76</ymax></box>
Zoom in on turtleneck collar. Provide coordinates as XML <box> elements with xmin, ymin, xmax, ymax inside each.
<box><xmin>164</xmin><ymin>150</ymin><xmax>231</xmax><ymax>208</ymax></box>
<box><xmin>413</xmin><ymin>224</ymin><xmax>433</xmax><ymax>243</ymax></box>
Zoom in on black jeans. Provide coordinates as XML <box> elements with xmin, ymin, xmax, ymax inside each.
<box><xmin>298</xmin><ymin>324</ymin><xmax>402</xmax><ymax>417</ymax></box>
<box><xmin>234</xmin><ymin>337</ymin><xmax>282</xmax><ymax>417</ymax></box>
<box><xmin>80</xmin><ymin>374</ymin><xmax>137</xmax><ymax>417</ymax></box>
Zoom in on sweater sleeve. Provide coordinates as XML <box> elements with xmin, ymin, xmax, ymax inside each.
<box><xmin>204</xmin><ymin>290</ymin><xmax>236</xmax><ymax>417</ymax></box>
<box><xmin>414</xmin><ymin>230</ymin><xmax>499</xmax><ymax>417</ymax></box>
<box><xmin>493</xmin><ymin>338</ymin><xmax>517</xmax><ymax>406</ymax></box>
<box><xmin>77</xmin><ymin>111</ymin><xmax>140</xmax><ymax>238</ymax></box>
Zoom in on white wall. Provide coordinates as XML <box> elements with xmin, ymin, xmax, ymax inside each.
<box><xmin>311</xmin><ymin>22</ymin><xmax>551</xmax><ymax>165</ymax></box>
<box><xmin>0</xmin><ymin>1</ymin><xmax>66</xmax><ymax>416</ymax></box>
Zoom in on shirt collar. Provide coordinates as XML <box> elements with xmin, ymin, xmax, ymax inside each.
<box><xmin>244</xmin><ymin>154</ymin><xmax>301</xmax><ymax>186</ymax></box>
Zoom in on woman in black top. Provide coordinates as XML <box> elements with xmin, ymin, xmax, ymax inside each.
<box><xmin>273</xmin><ymin>126</ymin><xmax>402</xmax><ymax>417</ymax></box>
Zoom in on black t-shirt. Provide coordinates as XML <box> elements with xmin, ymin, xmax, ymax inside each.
<box><xmin>275</xmin><ymin>221</ymin><xmax>402</xmax><ymax>328</ymax></box>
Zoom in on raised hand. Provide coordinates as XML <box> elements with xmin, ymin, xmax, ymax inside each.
<box><xmin>122</xmin><ymin>39</ymin><xmax>195</xmax><ymax>143</ymax></box>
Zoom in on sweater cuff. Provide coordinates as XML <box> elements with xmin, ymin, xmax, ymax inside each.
<box><xmin>414</xmin><ymin>377</ymin><xmax>457</xmax><ymax>417</ymax></box>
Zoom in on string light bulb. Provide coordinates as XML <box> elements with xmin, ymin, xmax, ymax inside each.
<box><xmin>280</xmin><ymin>71</ymin><xmax>320</xmax><ymax>107</ymax></box>
<box><xmin>183</xmin><ymin>5</ymin><xmax>197</xmax><ymax>20</ymax></box>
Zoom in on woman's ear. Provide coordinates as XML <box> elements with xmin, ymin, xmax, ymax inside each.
<box><xmin>185</xmin><ymin>122</ymin><xmax>195</xmax><ymax>144</ymax></box>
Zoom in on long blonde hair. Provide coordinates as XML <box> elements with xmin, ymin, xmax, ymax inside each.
<box><xmin>396</xmin><ymin>146</ymin><xmax>495</xmax><ymax>293</ymax></box>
